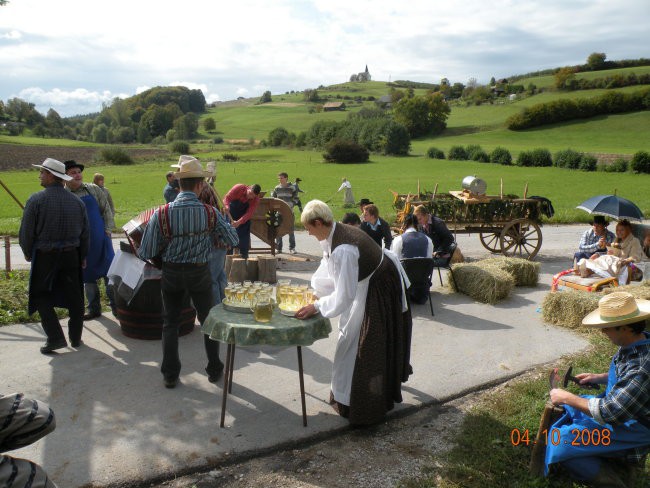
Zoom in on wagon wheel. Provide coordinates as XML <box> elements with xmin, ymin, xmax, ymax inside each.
<box><xmin>479</xmin><ymin>230</ymin><xmax>502</xmax><ymax>253</ymax></box>
<box><xmin>499</xmin><ymin>219</ymin><xmax>542</xmax><ymax>260</ymax></box>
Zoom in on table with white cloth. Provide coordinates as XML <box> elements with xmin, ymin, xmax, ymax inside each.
<box><xmin>202</xmin><ymin>304</ymin><xmax>332</xmax><ymax>427</ymax></box>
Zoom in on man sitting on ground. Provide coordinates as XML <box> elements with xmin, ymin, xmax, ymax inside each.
<box><xmin>545</xmin><ymin>292</ymin><xmax>649</xmax><ymax>487</ymax></box>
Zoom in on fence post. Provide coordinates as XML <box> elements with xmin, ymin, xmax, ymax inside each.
<box><xmin>4</xmin><ymin>236</ymin><xmax>11</xmax><ymax>277</ymax></box>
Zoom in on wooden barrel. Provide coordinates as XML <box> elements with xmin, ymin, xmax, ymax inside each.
<box><xmin>114</xmin><ymin>279</ymin><xmax>196</xmax><ymax>340</ymax></box>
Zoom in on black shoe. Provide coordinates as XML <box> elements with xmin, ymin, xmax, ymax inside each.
<box><xmin>70</xmin><ymin>339</ymin><xmax>82</xmax><ymax>348</ymax></box>
<box><xmin>163</xmin><ymin>376</ymin><xmax>178</xmax><ymax>389</ymax></box>
<box><xmin>206</xmin><ymin>364</ymin><xmax>224</xmax><ymax>384</ymax></box>
<box><xmin>40</xmin><ymin>339</ymin><xmax>68</xmax><ymax>354</ymax></box>
<box><xmin>83</xmin><ymin>312</ymin><xmax>101</xmax><ymax>321</ymax></box>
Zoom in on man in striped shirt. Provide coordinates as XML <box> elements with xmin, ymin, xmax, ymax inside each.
<box><xmin>139</xmin><ymin>159</ymin><xmax>239</xmax><ymax>389</ymax></box>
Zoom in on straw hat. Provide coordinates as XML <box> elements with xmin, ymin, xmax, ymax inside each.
<box><xmin>173</xmin><ymin>158</ymin><xmax>211</xmax><ymax>179</ymax></box>
<box><xmin>32</xmin><ymin>158</ymin><xmax>72</xmax><ymax>181</ymax></box>
<box><xmin>582</xmin><ymin>292</ymin><xmax>650</xmax><ymax>328</ymax></box>
<box><xmin>170</xmin><ymin>154</ymin><xmax>198</xmax><ymax>169</ymax></box>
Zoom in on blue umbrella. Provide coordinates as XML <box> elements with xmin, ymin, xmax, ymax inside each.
<box><xmin>576</xmin><ymin>194</ymin><xmax>644</xmax><ymax>222</ymax></box>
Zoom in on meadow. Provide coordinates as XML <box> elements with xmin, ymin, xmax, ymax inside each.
<box><xmin>1</xmin><ymin>147</ymin><xmax>648</xmax><ymax>236</ymax></box>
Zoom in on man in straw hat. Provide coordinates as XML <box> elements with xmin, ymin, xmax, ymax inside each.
<box><xmin>139</xmin><ymin>158</ymin><xmax>239</xmax><ymax>389</ymax></box>
<box><xmin>19</xmin><ymin>158</ymin><xmax>89</xmax><ymax>354</ymax></box>
<box><xmin>545</xmin><ymin>292</ymin><xmax>649</xmax><ymax>486</ymax></box>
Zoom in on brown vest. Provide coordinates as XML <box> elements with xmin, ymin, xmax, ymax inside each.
<box><xmin>331</xmin><ymin>223</ymin><xmax>382</xmax><ymax>281</ymax></box>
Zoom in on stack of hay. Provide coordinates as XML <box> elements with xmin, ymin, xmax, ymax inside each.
<box><xmin>449</xmin><ymin>257</ymin><xmax>540</xmax><ymax>304</ymax></box>
<box><xmin>542</xmin><ymin>281</ymin><xmax>650</xmax><ymax>329</ymax></box>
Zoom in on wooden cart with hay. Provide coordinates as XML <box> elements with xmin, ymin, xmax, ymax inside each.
<box><xmin>392</xmin><ymin>177</ymin><xmax>554</xmax><ymax>260</ymax></box>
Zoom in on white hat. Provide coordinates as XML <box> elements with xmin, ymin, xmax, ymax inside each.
<box><xmin>170</xmin><ymin>154</ymin><xmax>197</xmax><ymax>169</ymax></box>
<box><xmin>582</xmin><ymin>292</ymin><xmax>650</xmax><ymax>328</ymax></box>
<box><xmin>173</xmin><ymin>159</ymin><xmax>212</xmax><ymax>179</ymax></box>
<box><xmin>32</xmin><ymin>158</ymin><xmax>72</xmax><ymax>181</ymax></box>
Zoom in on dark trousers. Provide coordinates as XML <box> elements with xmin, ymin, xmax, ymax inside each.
<box><xmin>160</xmin><ymin>262</ymin><xmax>221</xmax><ymax>380</ymax></box>
<box><xmin>32</xmin><ymin>250</ymin><xmax>84</xmax><ymax>344</ymax></box>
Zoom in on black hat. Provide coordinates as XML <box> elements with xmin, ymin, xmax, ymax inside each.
<box><xmin>295</xmin><ymin>177</ymin><xmax>302</xmax><ymax>182</ymax></box>
<box><xmin>358</xmin><ymin>198</ymin><xmax>373</xmax><ymax>206</ymax></box>
<box><xmin>591</xmin><ymin>215</ymin><xmax>609</xmax><ymax>226</ymax></box>
<box><xmin>64</xmin><ymin>160</ymin><xmax>85</xmax><ymax>173</ymax></box>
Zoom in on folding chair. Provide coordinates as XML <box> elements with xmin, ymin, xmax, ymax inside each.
<box><xmin>400</xmin><ymin>257</ymin><xmax>435</xmax><ymax>316</ymax></box>
<box><xmin>433</xmin><ymin>242</ymin><xmax>457</xmax><ymax>288</ymax></box>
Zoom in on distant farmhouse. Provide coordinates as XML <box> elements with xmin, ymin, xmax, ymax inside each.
<box><xmin>349</xmin><ymin>65</ymin><xmax>371</xmax><ymax>82</ymax></box>
<box><xmin>323</xmin><ymin>101</ymin><xmax>346</xmax><ymax>111</ymax></box>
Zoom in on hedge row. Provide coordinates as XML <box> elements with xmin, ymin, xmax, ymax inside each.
<box><xmin>426</xmin><ymin>144</ymin><xmax>650</xmax><ymax>174</ymax></box>
<box><xmin>506</xmin><ymin>87</ymin><xmax>650</xmax><ymax>130</ymax></box>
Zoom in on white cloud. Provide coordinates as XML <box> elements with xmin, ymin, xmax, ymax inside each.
<box><xmin>0</xmin><ymin>0</ymin><xmax>648</xmax><ymax>116</ymax></box>
<box><xmin>16</xmin><ymin>87</ymin><xmax>129</xmax><ymax>116</ymax></box>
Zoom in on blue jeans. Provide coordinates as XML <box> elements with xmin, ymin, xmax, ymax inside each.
<box><xmin>208</xmin><ymin>247</ymin><xmax>227</xmax><ymax>305</ymax></box>
<box><xmin>85</xmin><ymin>276</ymin><xmax>115</xmax><ymax>315</ymax></box>
<box><xmin>275</xmin><ymin>232</ymin><xmax>296</xmax><ymax>252</ymax></box>
<box><xmin>160</xmin><ymin>262</ymin><xmax>222</xmax><ymax>380</ymax></box>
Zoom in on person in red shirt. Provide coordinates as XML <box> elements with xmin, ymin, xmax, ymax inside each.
<box><xmin>223</xmin><ymin>183</ymin><xmax>261</xmax><ymax>258</ymax></box>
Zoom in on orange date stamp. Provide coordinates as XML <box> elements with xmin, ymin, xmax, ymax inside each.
<box><xmin>510</xmin><ymin>428</ymin><xmax>611</xmax><ymax>446</ymax></box>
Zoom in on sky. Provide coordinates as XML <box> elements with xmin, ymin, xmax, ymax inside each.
<box><xmin>1</xmin><ymin>0</ymin><xmax>649</xmax><ymax>117</ymax></box>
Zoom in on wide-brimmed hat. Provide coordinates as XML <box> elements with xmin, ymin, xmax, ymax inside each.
<box><xmin>591</xmin><ymin>215</ymin><xmax>609</xmax><ymax>226</ymax></box>
<box><xmin>63</xmin><ymin>160</ymin><xmax>85</xmax><ymax>173</ymax></box>
<box><xmin>170</xmin><ymin>154</ymin><xmax>197</xmax><ymax>169</ymax></box>
<box><xmin>582</xmin><ymin>292</ymin><xmax>650</xmax><ymax>328</ymax></box>
<box><xmin>295</xmin><ymin>177</ymin><xmax>302</xmax><ymax>182</ymax></box>
<box><xmin>358</xmin><ymin>198</ymin><xmax>373</xmax><ymax>206</ymax></box>
<box><xmin>32</xmin><ymin>158</ymin><xmax>72</xmax><ymax>181</ymax></box>
<box><xmin>173</xmin><ymin>158</ymin><xmax>212</xmax><ymax>179</ymax></box>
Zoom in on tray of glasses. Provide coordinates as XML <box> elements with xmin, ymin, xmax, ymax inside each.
<box><xmin>222</xmin><ymin>300</ymin><xmax>253</xmax><ymax>314</ymax></box>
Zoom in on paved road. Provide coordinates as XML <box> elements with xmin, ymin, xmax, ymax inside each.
<box><xmin>0</xmin><ymin>224</ymin><xmax>611</xmax><ymax>487</ymax></box>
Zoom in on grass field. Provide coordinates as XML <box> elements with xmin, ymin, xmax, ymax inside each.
<box><xmin>515</xmin><ymin>65</ymin><xmax>650</xmax><ymax>90</ymax></box>
<box><xmin>1</xmin><ymin>148</ymin><xmax>648</xmax><ymax>235</ymax></box>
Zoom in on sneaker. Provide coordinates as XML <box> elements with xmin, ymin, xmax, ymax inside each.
<box><xmin>290</xmin><ymin>249</ymin><xmax>297</xmax><ymax>254</ymax></box>
<box><xmin>40</xmin><ymin>339</ymin><xmax>68</xmax><ymax>354</ymax></box>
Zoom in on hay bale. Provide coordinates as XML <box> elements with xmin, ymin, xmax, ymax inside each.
<box><xmin>480</xmin><ymin>257</ymin><xmax>540</xmax><ymax>287</ymax></box>
<box><xmin>450</xmin><ymin>262</ymin><xmax>514</xmax><ymax>304</ymax></box>
<box><xmin>541</xmin><ymin>290</ymin><xmax>600</xmax><ymax>329</ymax></box>
<box><xmin>603</xmin><ymin>281</ymin><xmax>650</xmax><ymax>300</ymax></box>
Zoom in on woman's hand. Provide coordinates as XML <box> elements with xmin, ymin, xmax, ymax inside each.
<box><xmin>295</xmin><ymin>304</ymin><xmax>317</xmax><ymax>320</ymax></box>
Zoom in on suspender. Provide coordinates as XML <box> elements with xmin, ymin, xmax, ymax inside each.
<box><xmin>158</xmin><ymin>203</ymin><xmax>217</xmax><ymax>241</ymax></box>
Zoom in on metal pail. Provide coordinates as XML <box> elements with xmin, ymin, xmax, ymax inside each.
<box><xmin>461</xmin><ymin>176</ymin><xmax>487</xmax><ymax>195</ymax></box>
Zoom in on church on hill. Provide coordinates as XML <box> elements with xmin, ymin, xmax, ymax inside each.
<box><xmin>349</xmin><ymin>65</ymin><xmax>371</xmax><ymax>82</ymax></box>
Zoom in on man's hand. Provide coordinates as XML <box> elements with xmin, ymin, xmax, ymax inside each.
<box><xmin>574</xmin><ymin>372</ymin><xmax>608</xmax><ymax>385</ymax></box>
<box><xmin>550</xmin><ymin>388</ymin><xmax>575</xmax><ymax>406</ymax></box>
<box><xmin>232</xmin><ymin>219</ymin><xmax>241</xmax><ymax>228</ymax></box>
<box><xmin>295</xmin><ymin>304</ymin><xmax>317</xmax><ymax>320</ymax></box>
<box><xmin>598</xmin><ymin>237</ymin><xmax>606</xmax><ymax>248</ymax></box>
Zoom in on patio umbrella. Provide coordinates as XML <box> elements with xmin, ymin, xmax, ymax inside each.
<box><xmin>576</xmin><ymin>194</ymin><xmax>644</xmax><ymax>222</ymax></box>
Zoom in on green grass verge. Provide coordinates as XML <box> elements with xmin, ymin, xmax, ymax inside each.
<box><xmin>398</xmin><ymin>331</ymin><xmax>649</xmax><ymax>487</ymax></box>
<box><xmin>0</xmin><ymin>270</ymin><xmax>111</xmax><ymax>326</ymax></box>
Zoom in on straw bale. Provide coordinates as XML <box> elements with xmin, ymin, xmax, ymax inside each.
<box><xmin>541</xmin><ymin>290</ymin><xmax>601</xmax><ymax>329</ymax></box>
<box><xmin>603</xmin><ymin>281</ymin><xmax>650</xmax><ymax>300</ymax></box>
<box><xmin>450</xmin><ymin>262</ymin><xmax>514</xmax><ymax>304</ymax></box>
<box><xmin>480</xmin><ymin>257</ymin><xmax>540</xmax><ymax>287</ymax></box>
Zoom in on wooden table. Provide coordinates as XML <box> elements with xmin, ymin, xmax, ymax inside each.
<box><xmin>202</xmin><ymin>304</ymin><xmax>332</xmax><ymax>427</ymax></box>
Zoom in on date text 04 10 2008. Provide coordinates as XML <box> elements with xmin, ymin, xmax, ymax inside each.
<box><xmin>510</xmin><ymin>428</ymin><xmax>611</xmax><ymax>447</ymax></box>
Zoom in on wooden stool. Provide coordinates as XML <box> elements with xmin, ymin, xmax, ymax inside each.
<box><xmin>246</xmin><ymin>258</ymin><xmax>259</xmax><ymax>282</ymax></box>
<box><xmin>257</xmin><ymin>255</ymin><xmax>277</xmax><ymax>283</ymax></box>
<box><xmin>229</xmin><ymin>258</ymin><xmax>248</xmax><ymax>283</ymax></box>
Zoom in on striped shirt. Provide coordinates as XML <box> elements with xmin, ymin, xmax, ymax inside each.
<box><xmin>588</xmin><ymin>331</ymin><xmax>650</xmax><ymax>462</ymax></box>
<box><xmin>271</xmin><ymin>183</ymin><xmax>297</xmax><ymax>209</ymax></box>
<box><xmin>19</xmin><ymin>183</ymin><xmax>90</xmax><ymax>258</ymax></box>
<box><xmin>138</xmin><ymin>191</ymin><xmax>239</xmax><ymax>264</ymax></box>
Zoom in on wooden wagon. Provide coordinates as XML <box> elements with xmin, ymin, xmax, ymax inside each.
<box><xmin>392</xmin><ymin>186</ymin><xmax>554</xmax><ymax>260</ymax></box>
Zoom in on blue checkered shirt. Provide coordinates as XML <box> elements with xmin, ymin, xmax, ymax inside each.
<box><xmin>139</xmin><ymin>191</ymin><xmax>238</xmax><ymax>264</ymax></box>
<box><xmin>578</xmin><ymin>228</ymin><xmax>615</xmax><ymax>254</ymax></box>
<box><xmin>588</xmin><ymin>331</ymin><xmax>650</xmax><ymax>462</ymax></box>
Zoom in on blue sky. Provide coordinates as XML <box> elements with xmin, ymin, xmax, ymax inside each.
<box><xmin>1</xmin><ymin>0</ymin><xmax>648</xmax><ymax>117</ymax></box>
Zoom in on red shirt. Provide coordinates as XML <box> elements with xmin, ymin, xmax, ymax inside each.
<box><xmin>223</xmin><ymin>184</ymin><xmax>260</xmax><ymax>224</ymax></box>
